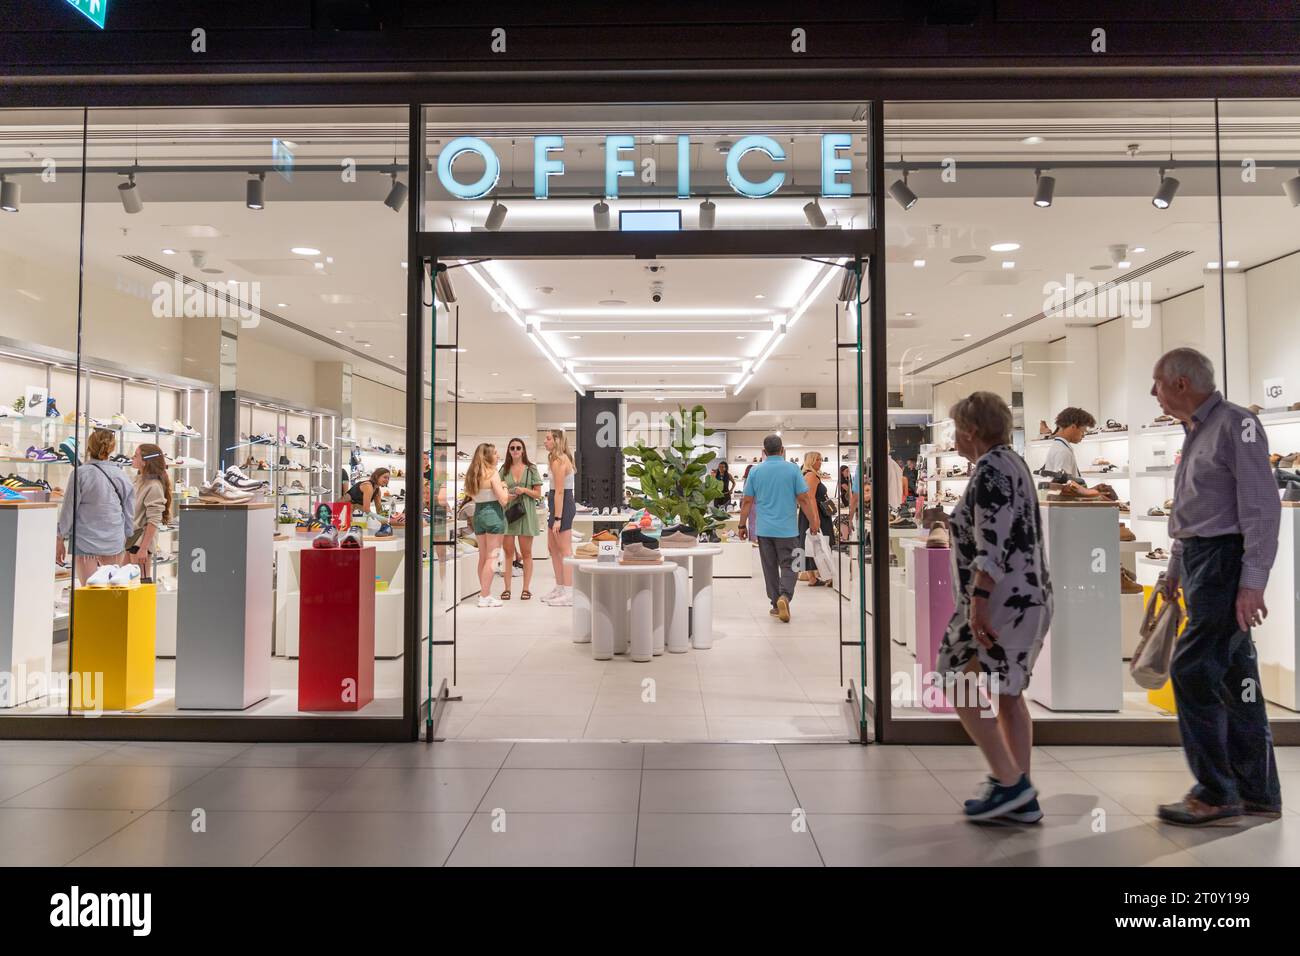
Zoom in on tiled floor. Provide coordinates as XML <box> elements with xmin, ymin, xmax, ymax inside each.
<box><xmin>3</xmin><ymin>739</ymin><xmax>1297</xmax><ymax>866</ymax></box>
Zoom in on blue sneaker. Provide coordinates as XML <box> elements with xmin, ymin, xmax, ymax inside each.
<box><xmin>0</xmin><ymin>486</ymin><xmax>25</xmax><ymax>501</ymax></box>
<box><xmin>963</xmin><ymin>774</ymin><xmax>1037</xmax><ymax>822</ymax></box>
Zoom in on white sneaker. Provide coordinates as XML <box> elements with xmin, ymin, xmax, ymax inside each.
<box><xmin>85</xmin><ymin>564</ymin><xmax>116</xmax><ymax>587</ymax></box>
<box><xmin>549</xmin><ymin>588</ymin><xmax>573</xmax><ymax>607</ymax></box>
<box><xmin>477</xmin><ymin>596</ymin><xmax>502</xmax><ymax>608</ymax></box>
<box><xmin>540</xmin><ymin>585</ymin><xmax>561</xmax><ymax>603</ymax></box>
<box><xmin>201</xmin><ymin>475</ymin><xmax>253</xmax><ymax>503</ymax></box>
<box><xmin>108</xmin><ymin>564</ymin><xmax>141</xmax><ymax>588</ymax></box>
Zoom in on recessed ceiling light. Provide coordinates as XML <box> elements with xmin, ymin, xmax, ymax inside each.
<box><xmin>1021</xmin><ymin>135</ymin><xmax>1045</xmax><ymax>145</ymax></box>
<box><xmin>569</xmin><ymin>335</ymin><xmax>582</xmax><ymax>340</ymax></box>
<box><xmin>491</xmin><ymin>372</ymin><xmax>499</xmax><ymax>376</ymax></box>
<box><xmin>912</xmin><ymin>259</ymin><xmax>926</xmax><ymax>268</ymax></box>
<box><xmin>333</xmin><ymin>329</ymin><xmax>344</xmax><ymax>334</ymax></box>
<box><xmin>990</xmin><ymin>242</ymin><xmax>1020</xmax><ymax>252</ymax></box>
<box><xmin>754</xmin><ymin>294</ymin><xmax>766</xmax><ymax>300</ymax></box>
<box><xmin>313</xmin><ymin>262</ymin><xmax>325</xmax><ymax>270</ymax></box>
<box><xmin>736</xmin><ymin>335</ymin><xmax>746</xmax><ymax>339</ymax></box>
<box><xmin>277</xmin><ymin>302</ymin><xmax>288</xmax><ymax>308</ymax></box>
<box><xmin>522</xmin><ymin>392</ymin><xmax>533</xmax><ymax>397</ymax></box>
<box><xmin>1001</xmin><ymin>260</ymin><xmax>1016</xmax><ymax>269</ymax></box>
<box><xmin>597</xmin><ymin>298</ymin><xmax>627</xmax><ymax>306</ymax></box>
<box><xmin>963</xmin><ymin>333</ymin><xmax>972</xmax><ymax>338</ymax></box>
<box><xmin>291</xmin><ymin>247</ymin><xmax>320</xmax><ymax>256</ymax></box>
<box><xmin>1117</xmin><ymin>260</ymin><xmax>1131</xmax><ymax>269</ymax></box>
<box><xmin>1206</xmin><ymin>261</ymin><xmax>1220</xmax><ymax>269</ymax></box>
<box><xmin>901</xmin><ymin>311</ymin><xmax>915</xmax><ymax>317</ymax></box>
<box><xmin>401</xmin><ymin>261</ymin><xmax>408</xmax><ymax>268</ymax></box>
<box><xmin>388</xmin><ymin>355</ymin><xmax>395</xmax><ymax>359</ymax></box>
<box><xmin>361</xmin><ymin>343</ymin><xmax>371</xmax><ymax>348</ymax></box>
<box><xmin>161</xmin><ymin>248</ymin><xmax>176</xmax><ymax>256</ymax></box>
<box><xmin>325</xmin><ymin>256</ymin><xmax>334</xmax><ymax>264</ymax></box>
<box><xmin>1133</xmin><ymin>246</ymin><xmax>1147</xmax><ymax>253</ymax></box>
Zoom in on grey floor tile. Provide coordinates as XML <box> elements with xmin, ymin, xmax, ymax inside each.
<box><xmin>0</xmin><ymin>765</ymin><xmax>76</xmax><ymax>803</ymax></box>
<box><xmin>258</xmin><ymin>812</ymin><xmax>471</xmax><ymax>866</ymax></box>
<box><xmin>1147</xmin><ymin>815</ymin><xmax>1300</xmax><ymax>865</ymax></box>
<box><xmin>636</xmin><ymin>813</ymin><xmax>823</xmax><ymax>866</ymax></box>
<box><xmin>365</xmin><ymin>741</ymin><xmax>514</xmax><ymax>769</ymax></box>
<box><xmin>482</xmin><ymin>769</ymin><xmax>642</xmax><ymax>813</ymax></box>
<box><xmin>504</xmin><ymin>742</ymin><xmax>644</xmax><ymax>769</ymax></box>
<box><xmin>161</xmin><ymin>766</ymin><xmax>356</xmax><ymax>812</ymax></box>
<box><xmin>5</xmin><ymin>764</ymin><xmax>213</xmax><ymax>810</ymax></box>
<box><xmin>226</xmin><ymin>743</ymin><xmax>382</xmax><ymax>768</ymax></box>
<box><xmin>930</xmin><ymin>769</ymin><xmax>1130</xmax><ymax>817</ymax></box>
<box><xmin>908</xmin><ymin>746</ymin><xmax>1063</xmax><ymax>772</ymax></box>
<box><xmin>786</xmin><ymin>770</ymin><xmax>961</xmax><ymax>815</ymax></box>
<box><xmin>985</xmin><ymin>814</ymin><xmax>1200</xmax><ymax>866</ymax></box>
<box><xmin>71</xmin><ymin>810</ymin><xmax>307</xmax><ymax>866</ymax></box>
<box><xmin>810</xmin><ymin>813</ymin><xmax>1003</xmax><ymax>867</ymax></box>
<box><xmin>316</xmin><ymin>768</ymin><xmax>496</xmax><ymax>813</ymax></box>
<box><xmin>0</xmin><ymin>741</ymin><xmax>121</xmax><ymax>766</ymax></box>
<box><xmin>777</xmin><ymin>743</ymin><xmax>925</xmax><ymax>771</ymax></box>
<box><xmin>87</xmin><ymin>742</ymin><xmax>252</xmax><ymax>767</ymax></box>
<box><xmin>447</xmin><ymin>812</ymin><xmax>637</xmax><ymax>867</ymax></box>
<box><xmin>644</xmin><ymin>743</ymin><xmax>781</xmax><ymax>770</ymax></box>
<box><xmin>640</xmin><ymin>769</ymin><xmax>797</xmax><ymax>813</ymax></box>
<box><xmin>1273</xmin><ymin>747</ymin><xmax>1300</xmax><ymax>771</ymax></box>
<box><xmin>1047</xmin><ymin>749</ymin><xmax>1193</xmax><ymax>773</ymax></box>
<box><xmin>1072</xmin><ymin>770</ymin><xmax>1197</xmax><ymax>816</ymax></box>
<box><xmin>0</xmin><ymin>808</ymin><xmax>141</xmax><ymax>866</ymax></box>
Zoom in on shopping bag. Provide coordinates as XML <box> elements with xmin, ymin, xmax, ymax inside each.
<box><xmin>804</xmin><ymin>530</ymin><xmax>835</xmax><ymax>582</ymax></box>
<box><xmin>1130</xmin><ymin>574</ymin><xmax>1183</xmax><ymax>690</ymax></box>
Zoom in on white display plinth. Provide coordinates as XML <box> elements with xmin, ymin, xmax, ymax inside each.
<box><xmin>0</xmin><ymin>502</ymin><xmax>57</xmax><ymax>707</ymax></box>
<box><xmin>1257</xmin><ymin>503</ymin><xmax>1300</xmax><ymax>710</ymax></box>
<box><xmin>1031</xmin><ymin>501</ymin><xmax>1122</xmax><ymax>712</ymax></box>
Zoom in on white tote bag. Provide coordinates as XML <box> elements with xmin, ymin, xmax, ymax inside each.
<box><xmin>804</xmin><ymin>530</ymin><xmax>836</xmax><ymax>583</ymax></box>
<box><xmin>1130</xmin><ymin>574</ymin><xmax>1183</xmax><ymax>690</ymax></box>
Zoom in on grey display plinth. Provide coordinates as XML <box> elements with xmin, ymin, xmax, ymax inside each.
<box><xmin>176</xmin><ymin>502</ymin><xmax>273</xmax><ymax>709</ymax></box>
<box><xmin>1031</xmin><ymin>500</ymin><xmax>1122</xmax><ymax>712</ymax></box>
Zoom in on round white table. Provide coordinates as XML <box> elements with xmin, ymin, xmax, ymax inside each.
<box><xmin>657</xmin><ymin>545</ymin><xmax>723</xmax><ymax>652</ymax></box>
<box><xmin>563</xmin><ymin>558</ymin><xmax>676</xmax><ymax>662</ymax></box>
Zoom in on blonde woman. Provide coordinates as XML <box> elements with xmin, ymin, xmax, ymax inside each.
<box><xmin>542</xmin><ymin>428</ymin><xmax>576</xmax><ymax>606</ymax></box>
<box><xmin>799</xmin><ymin>450</ymin><xmax>832</xmax><ymax>587</ymax></box>
<box><xmin>464</xmin><ymin>443</ymin><xmax>509</xmax><ymax>608</ymax></box>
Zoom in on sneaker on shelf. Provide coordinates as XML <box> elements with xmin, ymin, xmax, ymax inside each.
<box><xmin>58</xmin><ymin>435</ymin><xmax>78</xmax><ymax>464</ymax></box>
<box><xmin>289</xmin><ymin>479</ymin><xmax>305</xmax><ymax>491</ymax></box>
<box><xmin>290</xmin><ymin>434</ymin><xmax>308</xmax><ymax>448</ymax></box>
<box><xmin>660</xmin><ymin>524</ymin><xmax>699</xmax><ymax>547</ymax></box>
<box><xmin>199</xmin><ymin>475</ymin><xmax>253</xmax><ymax>504</ymax></box>
<box><xmin>375</xmin><ymin>523</ymin><xmax>393</xmax><ymax>538</ymax></box>
<box><xmin>619</xmin><ymin>527</ymin><xmax>663</xmax><ymax>564</ymax></box>
<box><xmin>924</xmin><ymin>524</ymin><xmax>950</xmax><ymax>549</ymax></box>
<box><xmin>0</xmin><ymin>486</ymin><xmax>25</xmax><ymax>501</ymax></box>
<box><xmin>1120</xmin><ymin>566</ymin><xmax>1143</xmax><ymax>594</ymax></box>
<box><xmin>108</xmin><ymin>564</ymin><xmax>141</xmax><ymax>588</ymax></box>
<box><xmin>575</xmin><ymin>542</ymin><xmax>598</xmax><ymax>558</ymax></box>
<box><xmin>341</xmin><ymin>526</ymin><xmax>364</xmax><ymax>548</ymax></box>
<box><xmin>85</xmin><ymin>565</ymin><xmax>117</xmax><ymax>587</ymax></box>
<box><xmin>591</xmin><ymin>530</ymin><xmax>618</xmax><ymax>543</ymax></box>
<box><xmin>0</xmin><ymin>405</ymin><xmax>19</xmax><ymax>418</ymax></box>
<box><xmin>107</xmin><ymin>453</ymin><xmax>131</xmax><ymax>465</ymax></box>
<box><xmin>312</xmin><ymin>525</ymin><xmax>339</xmax><ymax>548</ymax></box>
<box><xmin>309</xmin><ymin>485</ymin><xmax>330</xmax><ymax>495</ymax></box>
<box><xmin>46</xmin><ymin>397</ymin><xmax>60</xmax><ymax>418</ymax></box>
<box><xmin>311</xmin><ymin>441</ymin><xmax>329</xmax><ymax>451</ymax></box>
<box><xmin>25</xmin><ymin>446</ymin><xmax>58</xmax><ymax>462</ymax></box>
<box><xmin>223</xmin><ymin>467</ymin><xmax>268</xmax><ymax>492</ymax></box>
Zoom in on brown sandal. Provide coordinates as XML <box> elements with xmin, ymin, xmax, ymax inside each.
<box><xmin>500</xmin><ymin>590</ymin><xmax>511</xmax><ymax>600</ymax></box>
<box><xmin>520</xmin><ymin>590</ymin><xmax>532</xmax><ymax>600</ymax></box>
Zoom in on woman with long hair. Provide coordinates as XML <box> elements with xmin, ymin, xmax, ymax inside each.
<box><xmin>799</xmin><ymin>451</ymin><xmax>832</xmax><ymax>587</ymax></box>
<box><xmin>55</xmin><ymin>427</ymin><xmax>134</xmax><ymax>586</ymax></box>
<box><xmin>347</xmin><ymin>467</ymin><xmax>390</xmax><ymax>514</ymax></box>
<box><xmin>498</xmin><ymin>437</ymin><xmax>543</xmax><ymax>601</ymax></box>
<box><xmin>713</xmin><ymin>460</ymin><xmax>734</xmax><ymax>509</ymax></box>
<box><xmin>464</xmin><ymin>443</ymin><xmax>509</xmax><ymax>608</ymax></box>
<box><xmin>541</xmin><ymin>428</ymin><xmax>576</xmax><ymax>606</ymax></box>
<box><xmin>127</xmin><ymin>443</ymin><xmax>173</xmax><ymax>582</ymax></box>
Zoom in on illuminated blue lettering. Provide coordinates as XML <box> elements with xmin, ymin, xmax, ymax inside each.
<box><xmin>534</xmin><ymin>135</ymin><xmax>565</xmax><ymax>199</ymax></box>
<box><xmin>821</xmin><ymin>134</ymin><xmax>852</xmax><ymax>197</ymax></box>
<box><xmin>437</xmin><ymin>137</ymin><xmax>500</xmax><ymax>200</ymax></box>
<box><xmin>605</xmin><ymin>135</ymin><xmax>636</xmax><ymax>199</ymax></box>
<box><xmin>725</xmin><ymin>135</ymin><xmax>786</xmax><ymax>198</ymax></box>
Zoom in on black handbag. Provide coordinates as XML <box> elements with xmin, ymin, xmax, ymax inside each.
<box><xmin>504</xmin><ymin>499</ymin><xmax>526</xmax><ymax>524</ymax></box>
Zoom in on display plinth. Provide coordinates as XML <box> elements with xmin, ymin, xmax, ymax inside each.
<box><xmin>912</xmin><ymin>544</ymin><xmax>955</xmax><ymax>714</ymax></box>
<box><xmin>1257</xmin><ymin>503</ymin><xmax>1300</xmax><ymax>710</ymax></box>
<box><xmin>1031</xmin><ymin>501</ymin><xmax>1122</xmax><ymax>712</ymax></box>
<box><xmin>70</xmin><ymin>583</ymin><xmax>157</xmax><ymax>711</ymax></box>
<box><xmin>298</xmin><ymin>546</ymin><xmax>375</xmax><ymax>711</ymax></box>
<box><xmin>0</xmin><ymin>502</ymin><xmax>57</xmax><ymax>707</ymax></box>
<box><xmin>176</xmin><ymin>502</ymin><xmax>273</xmax><ymax>710</ymax></box>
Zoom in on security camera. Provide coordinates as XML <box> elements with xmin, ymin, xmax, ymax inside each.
<box><xmin>644</xmin><ymin>262</ymin><xmax>666</xmax><ymax>274</ymax></box>
<box><xmin>650</xmin><ymin>280</ymin><xmax>664</xmax><ymax>303</ymax></box>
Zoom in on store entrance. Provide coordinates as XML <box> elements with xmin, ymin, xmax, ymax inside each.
<box><xmin>419</xmin><ymin>229</ymin><xmax>873</xmax><ymax>743</ymax></box>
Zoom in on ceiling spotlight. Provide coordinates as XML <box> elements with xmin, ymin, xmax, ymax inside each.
<box><xmin>484</xmin><ymin>199</ymin><xmax>508</xmax><ymax>231</ymax></box>
<box><xmin>383</xmin><ymin>173</ymin><xmax>408</xmax><ymax>213</ymax></box>
<box><xmin>593</xmin><ymin>200</ymin><xmax>611</xmax><ymax>231</ymax></box>
<box><xmin>118</xmin><ymin>173</ymin><xmax>143</xmax><ymax>214</ymax></box>
<box><xmin>246</xmin><ymin>172</ymin><xmax>265</xmax><ymax>210</ymax></box>
<box><xmin>888</xmin><ymin>171</ymin><xmax>918</xmax><ymax>211</ymax></box>
<box><xmin>1033</xmin><ymin>170</ymin><xmax>1055</xmax><ymax>208</ymax></box>
<box><xmin>698</xmin><ymin>198</ymin><xmax>716</xmax><ymax>230</ymax></box>
<box><xmin>990</xmin><ymin>242</ymin><xmax>1020</xmax><ymax>252</ymax></box>
<box><xmin>1021</xmin><ymin>135</ymin><xmax>1045</xmax><ymax>146</ymax></box>
<box><xmin>292</xmin><ymin>247</ymin><xmax>321</xmax><ymax>256</ymax></box>
<box><xmin>803</xmin><ymin>200</ymin><xmax>828</xmax><ymax>229</ymax></box>
<box><xmin>1117</xmin><ymin>260</ymin><xmax>1131</xmax><ymax>269</ymax></box>
<box><xmin>1152</xmin><ymin>171</ymin><xmax>1180</xmax><ymax>209</ymax></box>
<box><xmin>0</xmin><ymin>175</ymin><xmax>19</xmax><ymax>213</ymax></box>
<box><xmin>1284</xmin><ymin>171</ymin><xmax>1300</xmax><ymax>207</ymax></box>
<box><xmin>1001</xmin><ymin>260</ymin><xmax>1015</xmax><ymax>269</ymax></box>
<box><xmin>1108</xmin><ymin>244</ymin><xmax>1128</xmax><ymax>265</ymax></box>
<box><xmin>912</xmin><ymin>259</ymin><xmax>926</xmax><ymax>268</ymax></box>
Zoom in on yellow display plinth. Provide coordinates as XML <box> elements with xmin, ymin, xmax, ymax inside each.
<box><xmin>1141</xmin><ymin>585</ymin><xmax>1188</xmax><ymax>715</ymax></box>
<box><xmin>70</xmin><ymin>584</ymin><xmax>157</xmax><ymax>711</ymax></box>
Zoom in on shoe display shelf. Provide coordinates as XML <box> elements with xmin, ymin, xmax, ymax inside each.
<box><xmin>0</xmin><ymin>500</ymin><xmax>58</xmax><ymax>707</ymax></box>
<box><xmin>235</xmin><ymin>395</ymin><xmax>337</xmax><ymax>505</ymax></box>
<box><xmin>1030</xmin><ymin>500</ymin><xmax>1123</xmax><ymax>712</ymax></box>
<box><xmin>1128</xmin><ymin>424</ymin><xmax>1182</xmax><ymax>588</ymax></box>
<box><xmin>1256</xmin><ymin>501</ymin><xmax>1300</xmax><ymax>711</ymax></box>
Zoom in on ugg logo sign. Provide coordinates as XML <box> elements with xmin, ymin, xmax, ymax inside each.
<box><xmin>436</xmin><ymin>134</ymin><xmax>855</xmax><ymax>201</ymax></box>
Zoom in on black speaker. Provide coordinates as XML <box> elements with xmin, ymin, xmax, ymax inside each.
<box><xmin>575</xmin><ymin>394</ymin><xmax>622</xmax><ymax>511</ymax></box>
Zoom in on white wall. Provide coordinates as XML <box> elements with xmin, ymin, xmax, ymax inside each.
<box><xmin>1160</xmin><ymin>286</ymin><xmax>1206</xmax><ymax>354</ymax></box>
<box><xmin>931</xmin><ymin>358</ymin><xmax>1012</xmax><ymax>419</ymax></box>
<box><xmin>1096</xmin><ymin>319</ymin><xmax>1126</xmax><ymax>426</ymax></box>
<box><xmin>1245</xmin><ymin>251</ymin><xmax>1300</xmax><ymax>407</ymax></box>
<box><xmin>1046</xmin><ymin>338</ymin><xmax>1068</xmax><ymax>417</ymax></box>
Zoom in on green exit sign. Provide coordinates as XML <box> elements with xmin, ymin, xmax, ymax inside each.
<box><xmin>64</xmin><ymin>0</ymin><xmax>108</xmax><ymax>29</ymax></box>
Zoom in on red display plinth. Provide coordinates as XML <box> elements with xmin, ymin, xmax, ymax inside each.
<box><xmin>298</xmin><ymin>546</ymin><xmax>375</xmax><ymax>711</ymax></box>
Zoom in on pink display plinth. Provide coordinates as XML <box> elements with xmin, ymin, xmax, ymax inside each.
<box><xmin>913</xmin><ymin>546</ymin><xmax>956</xmax><ymax>714</ymax></box>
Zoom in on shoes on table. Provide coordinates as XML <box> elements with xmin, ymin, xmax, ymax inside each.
<box><xmin>199</xmin><ymin>475</ymin><xmax>253</xmax><ymax>504</ymax></box>
<box><xmin>619</xmin><ymin>527</ymin><xmax>662</xmax><ymax>564</ymax></box>
<box><xmin>924</xmin><ymin>523</ymin><xmax>950</xmax><ymax>549</ymax></box>
<box><xmin>660</xmin><ymin>523</ymin><xmax>699</xmax><ymax>547</ymax></box>
<box><xmin>575</xmin><ymin>542</ymin><xmax>598</xmax><ymax>557</ymax></box>
<box><xmin>1119</xmin><ymin>523</ymin><xmax>1136</xmax><ymax>542</ymax></box>
<box><xmin>312</xmin><ymin>525</ymin><xmax>339</xmax><ymax>548</ymax></box>
<box><xmin>1146</xmin><ymin>548</ymin><xmax>1169</xmax><ymax>560</ymax></box>
<box><xmin>1120</xmin><ymin>566</ymin><xmax>1143</xmax><ymax>594</ymax></box>
<box><xmin>340</xmin><ymin>526</ymin><xmax>364</xmax><ymax>548</ymax></box>
<box><xmin>223</xmin><ymin>467</ymin><xmax>268</xmax><ymax>492</ymax></box>
<box><xmin>84</xmin><ymin>564</ymin><xmax>141</xmax><ymax>588</ymax></box>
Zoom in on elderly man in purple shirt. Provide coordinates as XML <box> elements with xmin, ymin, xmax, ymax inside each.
<box><xmin>1153</xmin><ymin>347</ymin><xmax>1282</xmax><ymax>826</ymax></box>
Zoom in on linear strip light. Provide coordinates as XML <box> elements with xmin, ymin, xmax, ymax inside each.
<box><xmin>734</xmin><ymin>258</ymin><xmax>845</xmax><ymax>396</ymax></box>
<box><xmin>532</xmin><ymin>307</ymin><xmax>776</xmax><ymax>317</ymax></box>
<box><xmin>459</xmin><ymin>260</ymin><xmax>525</xmax><ymax>327</ymax></box>
<box><xmin>573</xmin><ymin>368</ymin><xmax>742</xmax><ymax>375</ymax></box>
<box><xmin>572</xmin><ymin>355</ymin><xmax>745</xmax><ymax>363</ymax></box>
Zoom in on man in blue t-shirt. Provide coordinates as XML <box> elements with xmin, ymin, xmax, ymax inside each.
<box><xmin>738</xmin><ymin>434</ymin><xmax>820</xmax><ymax>623</ymax></box>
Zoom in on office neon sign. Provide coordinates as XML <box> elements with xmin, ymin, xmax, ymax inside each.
<box><xmin>436</xmin><ymin>134</ymin><xmax>855</xmax><ymax>201</ymax></box>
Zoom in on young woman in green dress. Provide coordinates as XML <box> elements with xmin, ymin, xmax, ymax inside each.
<box><xmin>499</xmin><ymin>437</ymin><xmax>543</xmax><ymax>600</ymax></box>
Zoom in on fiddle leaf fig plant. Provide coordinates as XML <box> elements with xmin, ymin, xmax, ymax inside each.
<box><xmin>623</xmin><ymin>404</ymin><xmax>731</xmax><ymax>534</ymax></box>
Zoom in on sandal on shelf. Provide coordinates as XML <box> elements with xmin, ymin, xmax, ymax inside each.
<box><xmin>1104</xmin><ymin>419</ymin><xmax>1127</xmax><ymax>431</ymax></box>
<box><xmin>520</xmin><ymin>590</ymin><xmax>532</xmax><ymax>600</ymax></box>
<box><xmin>1146</xmin><ymin>548</ymin><xmax>1168</xmax><ymax>560</ymax></box>
<box><xmin>500</xmin><ymin>590</ymin><xmax>511</xmax><ymax>600</ymax></box>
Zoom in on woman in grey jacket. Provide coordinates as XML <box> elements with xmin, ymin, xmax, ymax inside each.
<box><xmin>56</xmin><ymin>428</ymin><xmax>135</xmax><ymax>586</ymax></box>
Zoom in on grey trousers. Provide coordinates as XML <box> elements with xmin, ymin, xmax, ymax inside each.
<box><xmin>758</xmin><ymin>535</ymin><xmax>800</xmax><ymax>607</ymax></box>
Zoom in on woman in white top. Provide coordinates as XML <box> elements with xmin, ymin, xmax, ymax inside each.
<box><xmin>542</xmin><ymin>429</ymin><xmax>577</xmax><ymax>607</ymax></box>
<box><xmin>464</xmin><ymin>443</ymin><xmax>510</xmax><ymax>608</ymax></box>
